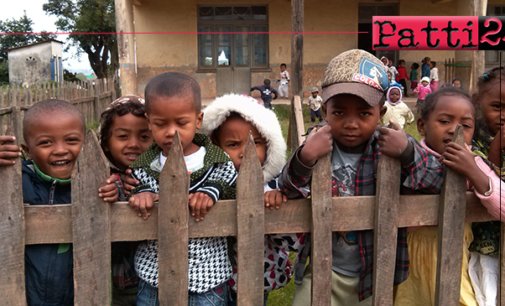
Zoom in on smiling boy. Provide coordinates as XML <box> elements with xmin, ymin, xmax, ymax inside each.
<box><xmin>0</xmin><ymin>99</ymin><xmax>118</xmax><ymax>305</ymax></box>
<box><xmin>279</xmin><ymin>49</ymin><xmax>445</xmax><ymax>306</ymax></box>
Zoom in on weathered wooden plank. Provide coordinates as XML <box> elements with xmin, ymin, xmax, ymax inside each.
<box><xmin>434</xmin><ymin>125</ymin><xmax>468</xmax><ymax>306</ymax></box>
<box><xmin>290</xmin><ymin>0</ymin><xmax>303</xmax><ymax>98</ymax></box>
<box><xmin>293</xmin><ymin>95</ymin><xmax>305</xmax><ymax>146</ymax></box>
<box><xmin>0</xmin><ymin>129</ymin><xmax>26</xmax><ymax>305</ymax></box>
<box><xmin>237</xmin><ymin>134</ymin><xmax>265</xmax><ymax>306</ymax></box>
<box><xmin>157</xmin><ymin>131</ymin><xmax>190</xmax><ymax>304</ymax></box>
<box><xmin>310</xmin><ymin>154</ymin><xmax>332</xmax><ymax>306</ymax></box>
<box><xmin>0</xmin><ymin>107</ymin><xmax>13</xmax><ymax>116</ymax></box>
<box><xmin>11</xmin><ymin>106</ymin><xmax>23</xmax><ymax>144</ymax></box>
<box><xmin>24</xmin><ymin>192</ymin><xmax>492</xmax><ymax>245</ymax></box>
<box><xmin>71</xmin><ymin>130</ymin><xmax>111</xmax><ymax>305</ymax></box>
<box><xmin>372</xmin><ymin>153</ymin><xmax>401</xmax><ymax>306</ymax></box>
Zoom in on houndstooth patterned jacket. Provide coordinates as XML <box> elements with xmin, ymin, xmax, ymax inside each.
<box><xmin>128</xmin><ymin>134</ymin><xmax>238</xmax><ymax>293</ymax></box>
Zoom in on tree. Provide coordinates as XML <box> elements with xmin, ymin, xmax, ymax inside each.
<box><xmin>43</xmin><ymin>0</ymin><xmax>117</xmax><ymax>79</ymax></box>
<box><xmin>0</xmin><ymin>12</ymin><xmax>55</xmax><ymax>81</ymax></box>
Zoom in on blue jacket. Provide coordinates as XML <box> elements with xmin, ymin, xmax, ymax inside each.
<box><xmin>421</xmin><ymin>63</ymin><xmax>431</xmax><ymax>78</ymax></box>
<box><xmin>22</xmin><ymin>160</ymin><xmax>74</xmax><ymax>306</ymax></box>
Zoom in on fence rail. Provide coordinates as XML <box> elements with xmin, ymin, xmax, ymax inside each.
<box><xmin>0</xmin><ymin>79</ymin><xmax>117</xmax><ymax>141</ymax></box>
<box><xmin>0</xmin><ymin>96</ymin><xmax>504</xmax><ymax>305</ymax></box>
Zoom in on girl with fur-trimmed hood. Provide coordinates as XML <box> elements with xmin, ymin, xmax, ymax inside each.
<box><xmin>200</xmin><ymin>94</ymin><xmax>304</xmax><ymax>305</ymax></box>
<box><xmin>381</xmin><ymin>85</ymin><xmax>414</xmax><ymax>130</ymax></box>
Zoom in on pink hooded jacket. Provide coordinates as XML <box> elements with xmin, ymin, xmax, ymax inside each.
<box><xmin>421</xmin><ymin>139</ymin><xmax>505</xmax><ymax>220</ymax></box>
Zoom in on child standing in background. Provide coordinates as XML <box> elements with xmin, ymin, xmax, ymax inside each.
<box><xmin>381</xmin><ymin>85</ymin><xmax>414</xmax><ymax>130</ymax></box>
<box><xmin>388</xmin><ymin>59</ymin><xmax>399</xmax><ymax>83</ymax></box>
<box><xmin>396</xmin><ymin>60</ymin><xmax>409</xmax><ymax>97</ymax></box>
<box><xmin>452</xmin><ymin>78</ymin><xmax>463</xmax><ymax>89</ymax></box>
<box><xmin>430</xmin><ymin>61</ymin><xmax>439</xmax><ymax>92</ymax></box>
<box><xmin>410</xmin><ymin>63</ymin><xmax>419</xmax><ymax>95</ymax></box>
<box><xmin>278</xmin><ymin>63</ymin><xmax>290</xmax><ymax>99</ymax></box>
<box><xmin>414</xmin><ymin>77</ymin><xmax>432</xmax><ymax>111</ymax></box>
<box><xmin>307</xmin><ymin>87</ymin><xmax>324</xmax><ymax>123</ymax></box>
<box><xmin>251</xmin><ymin>79</ymin><xmax>278</xmax><ymax>110</ymax></box>
<box><xmin>422</xmin><ymin>57</ymin><xmax>431</xmax><ymax>79</ymax></box>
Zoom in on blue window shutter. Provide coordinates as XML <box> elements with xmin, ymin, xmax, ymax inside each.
<box><xmin>50</xmin><ymin>58</ymin><xmax>55</xmax><ymax>81</ymax></box>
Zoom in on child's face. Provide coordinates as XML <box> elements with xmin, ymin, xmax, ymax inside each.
<box><xmin>390</xmin><ymin>89</ymin><xmax>400</xmax><ymax>102</ymax></box>
<box><xmin>400</xmin><ymin>62</ymin><xmax>405</xmax><ymax>67</ymax></box>
<box><xmin>312</xmin><ymin>92</ymin><xmax>318</xmax><ymax>98</ymax></box>
<box><xmin>387</xmin><ymin>72</ymin><xmax>392</xmax><ymax>80</ymax></box>
<box><xmin>323</xmin><ymin>94</ymin><xmax>386</xmax><ymax>151</ymax></box>
<box><xmin>146</xmin><ymin>96</ymin><xmax>203</xmax><ymax>156</ymax></box>
<box><xmin>22</xmin><ymin>111</ymin><xmax>84</xmax><ymax>179</ymax></box>
<box><xmin>422</xmin><ymin>81</ymin><xmax>429</xmax><ymax>87</ymax></box>
<box><xmin>453</xmin><ymin>80</ymin><xmax>461</xmax><ymax>88</ymax></box>
<box><xmin>478</xmin><ymin>80</ymin><xmax>505</xmax><ymax>135</ymax></box>
<box><xmin>381</xmin><ymin>58</ymin><xmax>388</xmax><ymax>66</ymax></box>
<box><xmin>417</xmin><ymin>95</ymin><xmax>475</xmax><ymax>155</ymax></box>
<box><xmin>104</xmin><ymin>113</ymin><xmax>153</xmax><ymax>170</ymax></box>
<box><xmin>215</xmin><ymin>116</ymin><xmax>266</xmax><ymax>171</ymax></box>
<box><xmin>280</xmin><ymin>65</ymin><xmax>286</xmax><ymax>71</ymax></box>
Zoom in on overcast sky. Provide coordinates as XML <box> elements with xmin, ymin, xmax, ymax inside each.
<box><xmin>1</xmin><ymin>0</ymin><xmax>92</xmax><ymax>73</ymax></box>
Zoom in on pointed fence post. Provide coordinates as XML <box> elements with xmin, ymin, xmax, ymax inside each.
<box><xmin>434</xmin><ymin>125</ymin><xmax>467</xmax><ymax>306</ymax></box>
<box><xmin>158</xmin><ymin>131</ymin><xmax>190</xmax><ymax>304</ymax></box>
<box><xmin>236</xmin><ymin>133</ymin><xmax>265</xmax><ymax>306</ymax></box>
<box><xmin>372</xmin><ymin>136</ymin><xmax>401</xmax><ymax>306</ymax></box>
<box><xmin>310</xmin><ymin>154</ymin><xmax>332</xmax><ymax>306</ymax></box>
<box><xmin>71</xmin><ymin>130</ymin><xmax>112</xmax><ymax>305</ymax></box>
<box><xmin>0</xmin><ymin>128</ymin><xmax>26</xmax><ymax>305</ymax></box>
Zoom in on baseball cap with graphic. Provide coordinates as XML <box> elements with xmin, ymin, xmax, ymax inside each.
<box><xmin>321</xmin><ymin>49</ymin><xmax>389</xmax><ymax>107</ymax></box>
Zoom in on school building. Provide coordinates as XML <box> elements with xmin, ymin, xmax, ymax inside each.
<box><xmin>114</xmin><ymin>0</ymin><xmax>505</xmax><ymax>99</ymax></box>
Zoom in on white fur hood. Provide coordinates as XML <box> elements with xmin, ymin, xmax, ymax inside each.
<box><xmin>200</xmin><ymin>94</ymin><xmax>286</xmax><ymax>184</ymax></box>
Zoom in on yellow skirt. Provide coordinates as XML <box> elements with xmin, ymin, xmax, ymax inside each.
<box><xmin>394</xmin><ymin>224</ymin><xmax>477</xmax><ymax>306</ymax></box>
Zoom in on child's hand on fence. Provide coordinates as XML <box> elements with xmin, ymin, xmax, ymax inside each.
<box><xmin>378</xmin><ymin>121</ymin><xmax>408</xmax><ymax>157</ymax></box>
<box><xmin>0</xmin><ymin>135</ymin><xmax>22</xmax><ymax>166</ymax></box>
<box><xmin>189</xmin><ymin>192</ymin><xmax>213</xmax><ymax>222</ymax></box>
<box><xmin>123</xmin><ymin>169</ymin><xmax>139</xmax><ymax>196</ymax></box>
<box><xmin>442</xmin><ymin>142</ymin><xmax>491</xmax><ymax>195</ymax></box>
<box><xmin>299</xmin><ymin>125</ymin><xmax>333</xmax><ymax>166</ymax></box>
<box><xmin>129</xmin><ymin>192</ymin><xmax>158</xmax><ymax>219</ymax></box>
<box><xmin>264</xmin><ymin>190</ymin><xmax>287</xmax><ymax>210</ymax></box>
<box><xmin>98</xmin><ymin>174</ymin><xmax>120</xmax><ymax>202</ymax></box>
<box><xmin>441</xmin><ymin>142</ymin><xmax>475</xmax><ymax>176</ymax></box>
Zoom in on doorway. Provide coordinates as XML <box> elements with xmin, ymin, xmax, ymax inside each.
<box><xmin>197</xmin><ymin>6</ymin><xmax>269</xmax><ymax>96</ymax></box>
<box><xmin>358</xmin><ymin>3</ymin><xmax>398</xmax><ymax>64</ymax></box>
<box><xmin>215</xmin><ymin>26</ymin><xmax>252</xmax><ymax>96</ymax></box>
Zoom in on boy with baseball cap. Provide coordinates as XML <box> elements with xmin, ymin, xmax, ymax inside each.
<box><xmin>278</xmin><ymin>49</ymin><xmax>445</xmax><ymax>305</ymax></box>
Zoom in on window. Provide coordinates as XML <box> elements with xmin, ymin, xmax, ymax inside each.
<box><xmin>486</xmin><ymin>5</ymin><xmax>505</xmax><ymax>67</ymax></box>
<box><xmin>197</xmin><ymin>5</ymin><xmax>269</xmax><ymax>69</ymax></box>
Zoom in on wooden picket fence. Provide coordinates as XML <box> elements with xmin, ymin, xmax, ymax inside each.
<box><xmin>0</xmin><ymin>97</ymin><xmax>504</xmax><ymax>305</ymax></box>
<box><xmin>0</xmin><ymin>79</ymin><xmax>117</xmax><ymax>142</ymax></box>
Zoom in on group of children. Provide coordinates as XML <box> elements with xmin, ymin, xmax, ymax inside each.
<box><xmin>0</xmin><ymin>48</ymin><xmax>504</xmax><ymax>306</ymax></box>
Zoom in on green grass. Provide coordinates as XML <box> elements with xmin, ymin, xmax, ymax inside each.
<box><xmin>86</xmin><ymin>120</ymin><xmax>99</xmax><ymax>132</ymax></box>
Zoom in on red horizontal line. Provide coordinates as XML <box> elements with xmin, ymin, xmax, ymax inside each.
<box><xmin>0</xmin><ymin>31</ymin><xmax>368</xmax><ymax>35</ymax></box>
